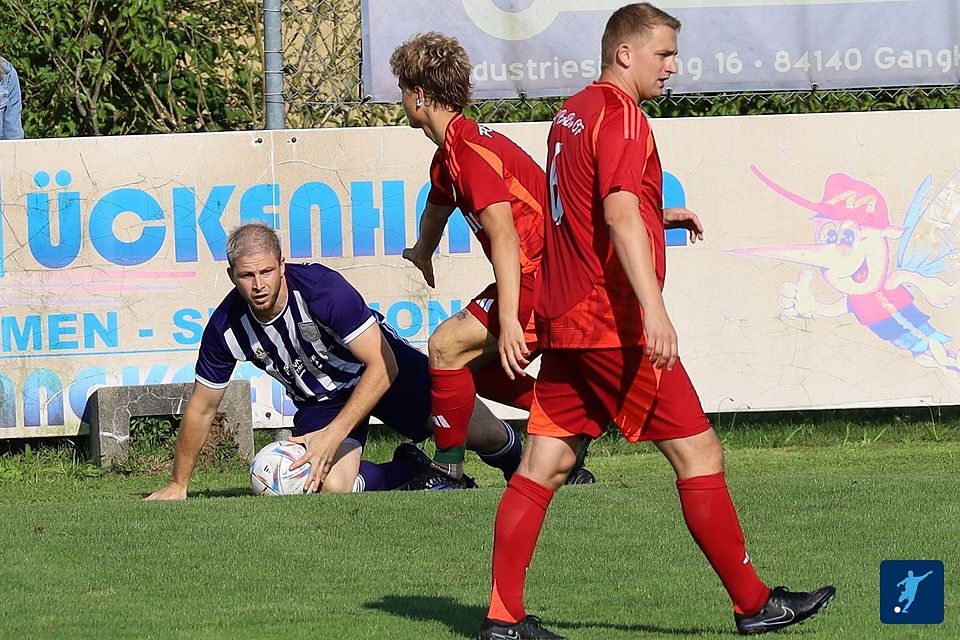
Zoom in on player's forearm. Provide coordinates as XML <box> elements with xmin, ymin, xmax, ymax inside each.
<box><xmin>169</xmin><ymin>408</ymin><xmax>216</xmax><ymax>488</ymax></box>
<box><xmin>489</xmin><ymin>229</ymin><xmax>522</xmax><ymax>322</ymax></box>
<box><xmin>412</xmin><ymin>204</ymin><xmax>453</xmax><ymax>257</ymax></box>
<box><xmin>326</xmin><ymin>364</ymin><xmax>392</xmax><ymax>440</ymax></box>
<box><xmin>608</xmin><ymin>210</ymin><xmax>667</xmax><ymax>315</ymax></box>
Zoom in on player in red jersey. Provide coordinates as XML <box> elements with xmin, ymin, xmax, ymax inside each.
<box><xmin>479</xmin><ymin>4</ymin><xmax>836</xmax><ymax>639</ymax></box>
<box><xmin>391</xmin><ymin>32</ymin><xmax>594</xmax><ymax>489</ymax></box>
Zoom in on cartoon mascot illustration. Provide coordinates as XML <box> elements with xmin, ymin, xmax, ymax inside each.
<box><xmin>735</xmin><ymin>166</ymin><xmax>960</xmax><ymax>373</ymax></box>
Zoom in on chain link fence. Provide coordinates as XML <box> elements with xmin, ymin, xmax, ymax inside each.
<box><xmin>277</xmin><ymin>0</ymin><xmax>960</xmax><ymax>129</ymax></box>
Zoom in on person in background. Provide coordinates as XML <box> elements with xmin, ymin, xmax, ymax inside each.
<box><xmin>0</xmin><ymin>55</ymin><xmax>24</xmax><ymax>140</ymax></box>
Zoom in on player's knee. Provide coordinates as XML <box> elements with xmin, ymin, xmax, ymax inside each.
<box><xmin>699</xmin><ymin>432</ymin><xmax>725</xmax><ymax>471</ymax></box>
<box><xmin>427</xmin><ymin>325</ymin><xmax>455</xmax><ymax>369</ymax></box>
<box><xmin>675</xmin><ymin>439</ymin><xmax>724</xmax><ymax>476</ymax></box>
<box><xmin>555</xmin><ymin>453</ymin><xmax>579</xmax><ymax>488</ymax></box>
<box><xmin>546</xmin><ymin>456</ymin><xmax>578</xmax><ymax>491</ymax></box>
<box><xmin>659</xmin><ymin>429</ymin><xmax>725</xmax><ymax>477</ymax></box>
<box><xmin>517</xmin><ymin>445</ymin><xmax>578</xmax><ymax>491</ymax></box>
<box><xmin>428</xmin><ymin>326</ymin><xmax>461</xmax><ymax>369</ymax></box>
<box><xmin>319</xmin><ymin>474</ymin><xmax>355</xmax><ymax>494</ymax></box>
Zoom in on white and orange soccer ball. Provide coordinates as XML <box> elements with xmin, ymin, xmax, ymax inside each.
<box><xmin>249</xmin><ymin>440</ymin><xmax>311</xmax><ymax>496</ymax></box>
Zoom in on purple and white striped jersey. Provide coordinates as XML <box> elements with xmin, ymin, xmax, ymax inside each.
<box><xmin>195</xmin><ymin>263</ymin><xmax>386</xmax><ymax>406</ymax></box>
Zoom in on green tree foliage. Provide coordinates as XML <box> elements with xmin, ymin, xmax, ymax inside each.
<box><xmin>0</xmin><ymin>0</ymin><xmax>263</xmax><ymax>137</ymax></box>
<box><xmin>288</xmin><ymin>84</ymin><xmax>960</xmax><ymax>129</ymax></box>
<box><xmin>463</xmin><ymin>86</ymin><xmax>960</xmax><ymax>125</ymax></box>
<box><xmin>2</xmin><ymin>0</ymin><xmax>955</xmax><ymax>135</ymax></box>
<box><xmin>644</xmin><ymin>86</ymin><xmax>960</xmax><ymax>119</ymax></box>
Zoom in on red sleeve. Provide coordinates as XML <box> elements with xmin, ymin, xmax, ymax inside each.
<box><xmin>595</xmin><ymin>106</ymin><xmax>650</xmax><ymax>203</ymax></box>
<box><xmin>451</xmin><ymin>142</ymin><xmax>512</xmax><ymax>214</ymax></box>
<box><xmin>427</xmin><ymin>151</ymin><xmax>456</xmax><ymax>206</ymax></box>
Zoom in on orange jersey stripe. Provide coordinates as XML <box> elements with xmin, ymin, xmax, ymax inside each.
<box><xmin>590</xmin><ymin>106</ymin><xmax>605</xmax><ymax>154</ymax></box>
<box><xmin>465</xmin><ymin>140</ymin><xmax>544</xmax><ymax>274</ymax></box>
<box><xmin>463</xmin><ymin>140</ymin><xmax>505</xmax><ymax>177</ymax></box>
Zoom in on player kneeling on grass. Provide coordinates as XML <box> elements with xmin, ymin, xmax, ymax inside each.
<box><xmin>146</xmin><ymin>223</ymin><xmax>521</xmax><ymax>499</ymax></box>
<box><xmin>390</xmin><ymin>32</ymin><xmax>594</xmax><ymax>490</ymax></box>
<box><xmin>478</xmin><ymin>5</ymin><xmax>835</xmax><ymax>639</ymax></box>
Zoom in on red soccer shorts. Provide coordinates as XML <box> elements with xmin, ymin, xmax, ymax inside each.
<box><xmin>526</xmin><ymin>348</ymin><xmax>711</xmax><ymax>442</ymax></box>
<box><xmin>466</xmin><ymin>273</ymin><xmax>539</xmax><ymax>352</ymax></box>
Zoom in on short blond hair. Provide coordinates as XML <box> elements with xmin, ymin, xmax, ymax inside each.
<box><xmin>601</xmin><ymin>3</ymin><xmax>681</xmax><ymax>69</ymax></box>
<box><xmin>226</xmin><ymin>223</ymin><xmax>282</xmax><ymax>268</ymax></box>
<box><xmin>389</xmin><ymin>32</ymin><xmax>473</xmax><ymax>112</ymax></box>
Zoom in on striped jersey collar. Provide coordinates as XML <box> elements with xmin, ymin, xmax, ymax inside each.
<box><xmin>591</xmin><ymin>81</ymin><xmax>639</xmax><ymax>106</ymax></box>
<box><xmin>443</xmin><ymin>113</ymin><xmax>468</xmax><ymax>151</ymax></box>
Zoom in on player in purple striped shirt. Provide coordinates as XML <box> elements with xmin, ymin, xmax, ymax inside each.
<box><xmin>146</xmin><ymin>223</ymin><xmax>521</xmax><ymax>499</ymax></box>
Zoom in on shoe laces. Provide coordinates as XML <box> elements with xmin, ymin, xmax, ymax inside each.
<box><xmin>521</xmin><ymin>615</ymin><xmax>545</xmax><ymax>628</ymax></box>
<box><xmin>770</xmin><ymin>586</ymin><xmax>795</xmax><ymax>601</ymax></box>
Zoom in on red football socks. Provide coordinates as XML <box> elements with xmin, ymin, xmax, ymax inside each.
<box><xmin>430</xmin><ymin>366</ymin><xmax>476</xmax><ymax>463</ymax></box>
<box><xmin>676</xmin><ymin>472</ymin><xmax>770</xmax><ymax>615</ymax></box>
<box><xmin>487</xmin><ymin>474</ymin><xmax>555</xmax><ymax>623</ymax></box>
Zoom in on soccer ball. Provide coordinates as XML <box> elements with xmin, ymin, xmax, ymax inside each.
<box><xmin>249</xmin><ymin>440</ymin><xmax>311</xmax><ymax>496</ymax></box>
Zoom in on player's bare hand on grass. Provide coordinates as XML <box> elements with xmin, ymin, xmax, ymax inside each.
<box><xmin>145</xmin><ymin>482</ymin><xmax>187</xmax><ymax>501</ymax></box>
<box><xmin>402</xmin><ymin>248</ymin><xmax>436</xmax><ymax>288</ymax></box>
<box><xmin>663</xmin><ymin>206</ymin><xmax>704</xmax><ymax>244</ymax></box>
<box><xmin>643</xmin><ymin>307</ymin><xmax>678</xmax><ymax>370</ymax></box>
<box><xmin>498</xmin><ymin>317</ymin><xmax>530</xmax><ymax>379</ymax></box>
<box><xmin>290</xmin><ymin>430</ymin><xmax>340</xmax><ymax>493</ymax></box>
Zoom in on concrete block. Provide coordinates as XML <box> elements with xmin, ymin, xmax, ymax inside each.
<box><xmin>88</xmin><ymin>381</ymin><xmax>253</xmax><ymax>469</ymax></box>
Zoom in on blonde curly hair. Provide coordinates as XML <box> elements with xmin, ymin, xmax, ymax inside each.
<box><xmin>389</xmin><ymin>32</ymin><xmax>473</xmax><ymax>112</ymax></box>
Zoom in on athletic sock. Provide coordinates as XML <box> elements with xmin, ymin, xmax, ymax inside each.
<box><xmin>487</xmin><ymin>473</ymin><xmax>555</xmax><ymax>623</ymax></box>
<box><xmin>355</xmin><ymin>460</ymin><xmax>420</xmax><ymax>492</ymax></box>
<box><xmin>478</xmin><ymin>421</ymin><xmax>522</xmax><ymax>480</ymax></box>
<box><xmin>430</xmin><ymin>366</ymin><xmax>476</xmax><ymax>472</ymax></box>
<box><xmin>428</xmin><ymin>457</ymin><xmax>463</xmax><ymax>479</ymax></box>
<box><xmin>676</xmin><ymin>472</ymin><xmax>771</xmax><ymax>615</ymax></box>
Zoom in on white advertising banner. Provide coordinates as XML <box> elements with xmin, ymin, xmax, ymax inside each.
<box><xmin>0</xmin><ymin>128</ymin><xmax>495</xmax><ymax>438</ymax></box>
<box><xmin>1</xmin><ymin>108</ymin><xmax>958</xmax><ymax>437</ymax></box>
<box><xmin>361</xmin><ymin>0</ymin><xmax>960</xmax><ymax>99</ymax></box>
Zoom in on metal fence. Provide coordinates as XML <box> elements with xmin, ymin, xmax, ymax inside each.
<box><xmin>272</xmin><ymin>0</ymin><xmax>959</xmax><ymax>130</ymax></box>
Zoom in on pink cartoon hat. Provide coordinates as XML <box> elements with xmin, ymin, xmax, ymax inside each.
<box><xmin>751</xmin><ymin>165</ymin><xmax>890</xmax><ymax>228</ymax></box>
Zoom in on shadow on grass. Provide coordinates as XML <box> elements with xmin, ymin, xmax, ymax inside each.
<box><xmin>189</xmin><ymin>487</ymin><xmax>252</xmax><ymax>498</ymax></box>
<box><xmin>364</xmin><ymin>595</ymin><xmax>722</xmax><ymax>638</ymax></box>
<box><xmin>137</xmin><ymin>487</ymin><xmax>252</xmax><ymax>499</ymax></box>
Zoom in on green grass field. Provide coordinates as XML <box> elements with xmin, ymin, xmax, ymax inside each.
<box><xmin>0</xmin><ymin>417</ymin><xmax>957</xmax><ymax>639</ymax></box>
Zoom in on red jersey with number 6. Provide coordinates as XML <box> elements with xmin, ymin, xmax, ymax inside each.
<box><xmin>537</xmin><ymin>81</ymin><xmax>666</xmax><ymax>349</ymax></box>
